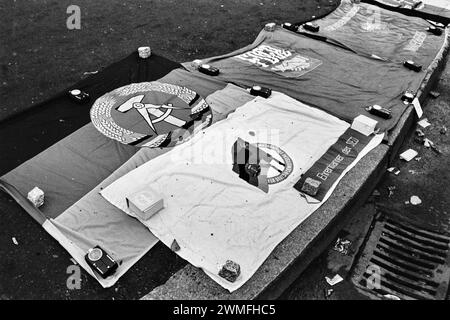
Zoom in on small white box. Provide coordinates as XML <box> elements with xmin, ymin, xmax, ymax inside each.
<box><xmin>126</xmin><ymin>188</ymin><xmax>164</xmax><ymax>220</ymax></box>
<box><xmin>27</xmin><ymin>187</ymin><xmax>44</xmax><ymax>208</ymax></box>
<box><xmin>137</xmin><ymin>46</ymin><xmax>151</xmax><ymax>59</ymax></box>
<box><xmin>351</xmin><ymin>115</ymin><xmax>378</xmax><ymax>136</ymax></box>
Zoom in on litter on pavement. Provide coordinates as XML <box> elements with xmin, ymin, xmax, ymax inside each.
<box><xmin>325</xmin><ymin>274</ymin><xmax>344</xmax><ymax>286</ymax></box>
<box><xmin>417</xmin><ymin>118</ymin><xmax>431</xmax><ymax>129</ymax></box>
<box><xmin>387</xmin><ymin>167</ymin><xmax>400</xmax><ymax>175</ymax></box>
<box><xmin>415</xmin><ymin>128</ymin><xmax>425</xmax><ymax>137</ymax></box>
<box><xmin>429</xmin><ymin>91</ymin><xmax>440</xmax><ymax>99</ymax></box>
<box><xmin>400</xmin><ymin>149</ymin><xmax>418</xmax><ymax>162</ymax></box>
<box><xmin>333</xmin><ymin>238</ymin><xmax>352</xmax><ymax>255</ymax></box>
<box><xmin>423</xmin><ymin>138</ymin><xmax>434</xmax><ymax>148</ymax></box>
<box><xmin>388</xmin><ymin>186</ymin><xmax>396</xmax><ymax>197</ymax></box>
<box><xmin>324</xmin><ymin>288</ymin><xmax>334</xmax><ymax>299</ymax></box>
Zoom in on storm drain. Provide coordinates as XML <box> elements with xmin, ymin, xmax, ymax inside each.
<box><xmin>352</xmin><ymin>212</ymin><xmax>450</xmax><ymax>300</ymax></box>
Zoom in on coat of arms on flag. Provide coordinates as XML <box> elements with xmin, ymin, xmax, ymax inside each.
<box><xmin>90</xmin><ymin>82</ymin><xmax>212</xmax><ymax>148</ymax></box>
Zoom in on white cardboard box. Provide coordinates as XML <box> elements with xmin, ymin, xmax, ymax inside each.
<box><xmin>126</xmin><ymin>188</ymin><xmax>164</xmax><ymax>221</ymax></box>
<box><xmin>351</xmin><ymin>115</ymin><xmax>378</xmax><ymax>136</ymax></box>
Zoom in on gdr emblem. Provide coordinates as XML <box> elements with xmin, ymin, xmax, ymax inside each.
<box><xmin>232</xmin><ymin>138</ymin><xmax>293</xmax><ymax>193</ymax></box>
<box><xmin>90</xmin><ymin>82</ymin><xmax>212</xmax><ymax>148</ymax></box>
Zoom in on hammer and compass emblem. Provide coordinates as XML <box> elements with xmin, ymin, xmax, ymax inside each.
<box><xmin>117</xmin><ymin>95</ymin><xmax>189</xmax><ymax>134</ymax></box>
<box><xmin>90</xmin><ymin>82</ymin><xmax>212</xmax><ymax>148</ymax></box>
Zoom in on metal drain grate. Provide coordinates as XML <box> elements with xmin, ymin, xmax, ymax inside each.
<box><xmin>352</xmin><ymin>212</ymin><xmax>450</xmax><ymax>300</ymax></box>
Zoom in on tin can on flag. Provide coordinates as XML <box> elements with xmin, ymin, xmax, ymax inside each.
<box><xmin>282</xmin><ymin>22</ymin><xmax>298</xmax><ymax>32</ymax></box>
<box><xmin>138</xmin><ymin>46</ymin><xmax>151</xmax><ymax>59</ymax></box>
<box><xmin>191</xmin><ymin>59</ymin><xmax>203</xmax><ymax>69</ymax></box>
<box><xmin>264</xmin><ymin>22</ymin><xmax>276</xmax><ymax>32</ymax></box>
<box><xmin>402</xmin><ymin>91</ymin><xmax>415</xmax><ymax>103</ymax></box>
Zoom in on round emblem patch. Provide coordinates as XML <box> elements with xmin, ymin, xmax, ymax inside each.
<box><xmin>256</xmin><ymin>143</ymin><xmax>294</xmax><ymax>185</ymax></box>
<box><xmin>232</xmin><ymin>138</ymin><xmax>294</xmax><ymax>193</ymax></box>
<box><xmin>90</xmin><ymin>82</ymin><xmax>212</xmax><ymax>148</ymax></box>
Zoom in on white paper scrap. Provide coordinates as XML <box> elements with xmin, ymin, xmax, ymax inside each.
<box><xmin>417</xmin><ymin>118</ymin><xmax>431</xmax><ymax>129</ymax></box>
<box><xmin>325</xmin><ymin>274</ymin><xmax>344</xmax><ymax>286</ymax></box>
<box><xmin>400</xmin><ymin>149</ymin><xmax>418</xmax><ymax>162</ymax></box>
<box><xmin>412</xmin><ymin>98</ymin><xmax>423</xmax><ymax>119</ymax></box>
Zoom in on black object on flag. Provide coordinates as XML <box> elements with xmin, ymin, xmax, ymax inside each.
<box><xmin>232</xmin><ymin>138</ymin><xmax>270</xmax><ymax>193</ymax></box>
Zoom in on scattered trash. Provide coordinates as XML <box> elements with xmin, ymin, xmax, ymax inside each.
<box><xmin>399</xmin><ymin>149</ymin><xmax>418</xmax><ymax>162</ymax></box>
<box><xmin>384</xmin><ymin>294</ymin><xmax>401</xmax><ymax>300</ymax></box>
<box><xmin>52</xmin><ymin>255</ymin><xmax>58</xmax><ymax>258</ymax></box>
<box><xmin>440</xmin><ymin>126</ymin><xmax>447</xmax><ymax>135</ymax></box>
<box><xmin>408</xmin><ymin>169</ymin><xmax>420</xmax><ymax>175</ymax></box>
<box><xmin>423</xmin><ymin>138</ymin><xmax>434</xmax><ymax>148</ymax></box>
<box><xmin>415</xmin><ymin>128</ymin><xmax>425</xmax><ymax>137</ymax></box>
<box><xmin>410</xmin><ymin>195</ymin><xmax>422</xmax><ymax>206</ymax></box>
<box><xmin>429</xmin><ymin>91</ymin><xmax>440</xmax><ymax>99</ymax></box>
<box><xmin>417</xmin><ymin>118</ymin><xmax>431</xmax><ymax>129</ymax></box>
<box><xmin>12</xmin><ymin>237</ymin><xmax>18</xmax><ymax>245</ymax></box>
<box><xmin>83</xmin><ymin>70</ymin><xmax>98</xmax><ymax>75</ymax></box>
<box><xmin>387</xmin><ymin>167</ymin><xmax>400</xmax><ymax>175</ymax></box>
<box><xmin>324</xmin><ymin>288</ymin><xmax>334</xmax><ymax>299</ymax></box>
<box><xmin>325</xmin><ymin>274</ymin><xmax>344</xmax><ymax>286</ymax></box>
<box><xmin>414</xmin><ymin>136</ymin><xmax>424</xmax><ymax>144</ymax></box>
<box><xmin>333</xmin><ymin>238</ymin><xmax>352</xmax><ymax>255</ymax></box>
<box><xmin>388</xmin><ymin>186</ymin><xmax>396</xmax><ymax>197</ymax></box>
<box><xmin>430</xmin><ymin>144</ymin><xmax>442</xmax><ymax>155</ymax></box>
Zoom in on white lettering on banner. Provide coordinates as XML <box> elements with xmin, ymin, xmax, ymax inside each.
<box><xmin>404</xmin><ymin>31</ymin><xmax>427</xmax><ymax>52</ymax></box>
<box><xmin>325</xmin><ymin>5</ymin><xmax>361</xmax><ymax>32</ymax></box>
<box><xmin>346</xmin><ymin>136</ymin><xmax>359</xmax><ymax>147</ymax></box>
<box><xmin>361</xmin><ymin>6</ymin><xmax>390</xmax><ymax>32</ymax></box>
<box><xmin>317</xmin><ymin>154</ymin><xmax>345</xmax><ymax>181</ymax></box>
<box><xmin>235</xmin><ymin>44</ymin><xmax>322</xmax><ymax>77</ymax></box>
<box><xmin>238</xmin><ymin>45</ymin><xmax>292</xmax><ymax>68</ymax></box>
<box><xmin>271</xmin><ymin>55</ymin><xmax>313</xmax><ymax>73</ymax></box>
<box><xmin>316</xmin><ymin>136</ymin><xmax>360</xmax><ymax>181</ymax></box>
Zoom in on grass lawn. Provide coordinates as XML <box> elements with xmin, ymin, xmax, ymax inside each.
<box><xmin>0</xmin><ymin>0</ymin><xmax>338</xmax><ymax>120</ymax></box>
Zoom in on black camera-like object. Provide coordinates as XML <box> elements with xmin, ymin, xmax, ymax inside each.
<box><xmin>366</xmin><ymin>105</ymin><xmax>392</xmax><ymax>119</ymax></box>
<box><xmin>401</xmin><ymin>91</ymin><xmax>415</xmax><ymax>103</ymax></box>
<box><xmin>303</xmin><ymin>22</ymin><xmax>320</xmax><ymax>32</ymax></box>
<box><xmin>249</xmin><ymin>85</ymin><xmax>272</xmax><ymax>98</ymax></box>
<box><xmin>282</xmin><ymin>22</ymin><xmax>298</xmax><ymax>33</ymax></box>
<box><xmin>244</xmin><ymin>163</ymin><xmax>261</xmax><ymax>177</ymax></box>
<box><xmin>85</xmin><ymin>246</ymin><xmax>118</xmax><ymax>279</ymax></box>
<box><xmin>198</xmin><ymin>64</ymin><xmax>220</xmax><ymax>76</ymax></box>
<box><xmin>427</xmin><ymin>26</ymin><xmax>443</xmax><ymax>36</ymax></box>
<box><xmin>403</xmin><ymin>60</ymin><xmax>422</xmax><ymax>72</ymax></box>
<box><xmin>68</xmin><ymin>89</ymin><xmax>90</xmax><ymax>103</ymax></box>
